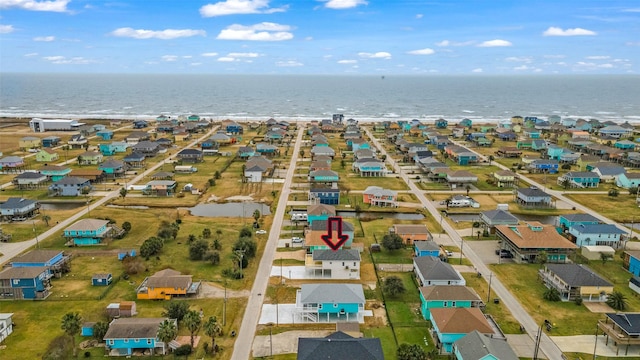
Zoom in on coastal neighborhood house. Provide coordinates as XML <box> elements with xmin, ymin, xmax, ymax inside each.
<box><xmin>104</xmin><ymin>318</ymin><xmax>177</xmax><ymax>356</ymax></box>
<box><xmin>495</xmin><ymin>222</ymin><xmax>577</xmax><ymax>263</ymax></box>
<box><xmin>0</xmin><ymin>197</ymin><xmax>40</xmax><ymax>222</ymax></box>
<box><xmin>362</xmin><ymin>186</ymin><xmax>398</xmax><ymax>207</ymax></box>
<box><xmin>0</xmin><ymin>266</ymin><xmax>51</xmax><ymax>300</ymax></box>
<box><xmin>0</xmin><ymin>313</ymin><xmax>14</xmax><ymax>343</ymax></box>
<box><xmin>419</xmin><ymin>285</ymin><xmax>482</xmax><ymax>321</ymax></box>
<box><xmin>452</xmin><ymin>330</ymin><xmax>519</xmax><ymax>360</ymax></box>
<box><xmin>539</xmin><ymin>263</ymin><xmax>613</xmax><ymax>302</ymax></box>
<box><xmin>390</xmin><ymin>224</ymin><xmax>433</xmax><ymax>245</ymax></box>
<box><xmin>430</xmin><ymin>307</ymin><xmax>496</xmax><ymax>354</ymax></box>
<box><xmin>414</xmin><ymin>256</ymin><xmax>465</xmax><ymax>287</ymax></box>
<box><xmin>305</xmin><ymin>249</ymin><xmax>361</xmax><ymax>279</ymax></box>
<box><xmin>137</xmin><ymin>268</ymin><xmax>200</xmax><ymax>300</ymax></box>
<box><xmin>297</xmin><ymin>332</ymin><xmax>384</xmax><ymax>360</ymax></box>
<box><xmin>568</xmin><ymin>224</ymin><xmax>627</xmax><ymax>247</ymax></box>
<box><xmin>296</xmin><ymin>283</ymin><xmax>367</xmax><ymax>323</ymax></box>
<box><xmin>63</xmin><ymin>218</ymin><xmax>112</xmax><ymax>246</ymax></box>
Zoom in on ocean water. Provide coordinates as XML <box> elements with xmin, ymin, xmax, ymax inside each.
<box><xmin>1</xmin><ymin>73</ymin><xmax>639</xmax><ymax>123</ymax></box>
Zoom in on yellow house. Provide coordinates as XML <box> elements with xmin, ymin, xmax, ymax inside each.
<box><xmin>136</xmin><ymin>268</ymin><xmax>198</xmax><ymax>300</ymax></box>
<box><xmin>511</xmin><ymin>116</ymin><xmax>524</xmax><ymax>125</ymax></box>
<box><xmin>174</xmin><ymin>132</ymin><xmax>190</xmax><ymax>142</ymax></box>
<box><xmin>19</xmin><ymin>136</ymin><xmax>41</xmax><ymax>150</ymax></box>
<box><xmin>539</xmin><ymin>264</ymin><xmax>613</xmax><ymax>302</ymax></box>
<box><xmin>493</xmin><ymin>170</ymin><xmax>516</xmax><ymax>188</ymax></box>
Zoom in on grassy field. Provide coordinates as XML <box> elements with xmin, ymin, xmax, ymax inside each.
<box><xmin>565</xmin><ymin>193</ymin><xmax>640</xmax><ymax>223</ymax></box>
<box><xmin>462</xmin><ymin>273</ymin><xmax>522</xmax><ymax>334</ymax></box>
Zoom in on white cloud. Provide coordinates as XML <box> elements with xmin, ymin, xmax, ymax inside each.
<box><xmin>586</xmin><ymin>55</ymin><xmax>610</xmax><ymax>60</ymax></box>
<box><xmin>276</xmin><ymin>60</ymin><xmax>303</xmax><ymax>67</ymax></box>
<box><xmin>338</xmin><ymin>59</ymin><xmax>357</xmax><ymax>64</ymax></box>
<box><xmin>407</xmin><ymin>48</ymin><xmax>434</xmax><ymax>55</ymax></box>
<box><xmin>0</xmin><ymin>0</ymin><xmax>70</xmax><ymax>12</ymax></box>
<box><xmin>182</xmin><ymin>55</ymin><xmax>192</xmax><ymax>59</ymax></box>
<box><xmin>218</xmin><ymin>57</ymin><xmax>237</xmax><ymax>62</ymax></box>
<box><xmin>323</xmin><ymin>0</ymin><xmax>368</xmax><ymax>9</ymax></box>
<box><xmin>42</xmin><ymin>55</ymin><xmax>94</xmax><ymax>64</ymax></box>
<box><xmin>200</xmin><ymin>0</ymin><xmax>287</xmax><ymax>17</ymax></box>
<box><xmin>543</xmin><ymin>27</ymin><xmax>596</xmax><ymax>36</ymax></box>
<box><xmin>228</xmin><ymin>52</ymin><xmax>259</xmax><ymax>57</ymax></box>
<box><xmin>24</xmin><ymin>52</ymin><xmax>38</xmax><ymax>57</ymax></box>
<box><xmin>415</xmin><ymin>14</ymin><xmax>423</xmax><ymax>19</ymax></box>
<box><xmin>436</xmin><ymin>40</ymin><xmax>450</xmax><ymax>47</ymax></box>
<box><xmin>505</xmin><ymin>56</ymin><xmax>532</xmax><ymax>63</ymax></box>
<box><xmin>111</xmin><ymin>27</ymin><xmax>206</xmax><ymax>40</ymax></box>
<box><xmin>33</xmin><ymin>35</ymin><xmax>55</xmax><ymax>42</ymax></box>
<box><xmin>472</xmin><ymin>68</ymin><xmax>483</xmax><ymax>73</ymax></box>
<box><xmin>599</xmin><ymin>63</ymin><xmax>613</xmax><ymax>68</ymax></box>
<box><xmin>358</xmin><ymin>52</ymin><xmax>392</xmax><ymax>59</ymax></box>
<box><xmin>217</xmin><ymin>22</ymin><xmax>293</xmax><ymax>41</ymax></box>
<box><xmin>201</xmin><ymin>52</ymin><xmax>219</xmax><ymax>57</ymax></box>
<box><xmin>161</xmin><ymin>55</ymin><xmax>178</xmax><ymax>62</ymax></box>
<box><xmin>477</xmin><ymin>39</ymin><xmax>512</xmax><ymax>47</ymax></box>
<box><xmin>0</xmin><ymin>24</ymin><xmax>15</xmax><ymax>33</ymax></box>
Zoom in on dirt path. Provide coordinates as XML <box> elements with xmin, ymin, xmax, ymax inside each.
<box><xmin>273</xmin><ymin>250</ymin><xmax>306</xmax><ymax>261</ymax></box>
<box><xmin>197</xmin><ymin>282</ymin><xmax>250</xmax><ymax>299</ymax></box>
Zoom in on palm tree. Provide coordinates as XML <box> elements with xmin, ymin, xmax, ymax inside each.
<box><xmin>183</xmin><ymin>310</ymin><xmax>202</xmax><ymax>349</ymax></box>
<box><xmin>61</xmin><ymin>312</ymin><xmax>81</xmax><ymax>358</ymax></box>
<box><xmin>606</xmin><ymin>291</ymin><xmax>628</xmax><ymax>311</ymax></box>
<box><xmin>203</xmin><ymin>316</ymin><xmax>222</xmax><ymax>354</ymax></box>
<box><xmin>157</xmin><ymin>319</ymin><xmax>178</xmax><ymax>355</ymax></box>
<box><xmin>42</xmin><ymin>214</ymin><xmax>51</xmax><ymax>227</ymax></box>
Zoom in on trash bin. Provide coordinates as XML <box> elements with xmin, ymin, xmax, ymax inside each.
<box><xmin>493</xmin><ymin>298</ymin><xmax>500</xmax><ymax>304</ymax></box>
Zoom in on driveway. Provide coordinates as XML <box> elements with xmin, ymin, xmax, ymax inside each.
<box><xmin>552</xmin><ymin>335</ymin><xmax>640</xmax><ymax>357</ymax></box>
<box><xmin>466</xmin><ymin>240</ymin><xmax>502</xmax><ymax>265</ymax></box>
<box><xmin>252</xmin><ymin>330</ymin><xmax>333</xmax><ymax>358</ymax></box>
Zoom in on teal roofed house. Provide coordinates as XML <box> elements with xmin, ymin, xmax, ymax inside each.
<box><xmin>96</xmin><ymin>129</ymin><xmax>114</xmax><ymax>140</ymax></box>
<box><xmin>309</xmin><ymin>170</ymin><xmax>339</xmax><ymax>183</ymax></box>
<box><xmin>435</xmin><ymin>118</ymin><xmax>448</xmax><ymax>129</ymax></box>
<box><xmin>418</xmin><ymin>286</ymin><xmax>482</xmax><ymax>320</ymax></box>
<box><xmin>99</xmin><ymin>159</ymin><xmax>127</xmax><ymax>178</ymax></box>
<box><xmin>615</xmin><ymin>140</ymin><xmax>637</xmax><ymax>150</ymax></box>
<box><xmin>64</xmin><ymin>218</ymin><xmax>112</xmax><ymax>245</ymax></box>
<box><xmin>557</xmin><ymin>171</ymin><xmax>600</xmax><ymax>188</ymax></box>
<box><xmin>296</xmin><ymin>283</ymin><xmax>366</xmax><ymax>323</ymax></box>
<box><xmin>187</xmin><ymin>114</ymin><xmax>200</xmax><ymax>121</ymax></box>
<box><xmin>459</xmin><ymin>118</ymin><xmax>472</xmax><ymax>128</ymax></box>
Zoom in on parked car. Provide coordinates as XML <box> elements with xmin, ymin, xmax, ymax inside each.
<box><xmin>256</xmin><ymin>230</ymin><xmax>267</xmax><ymax>235</ymax></box>
<box><xmin>495</xmin><ymin>249</ymin><xmax>513</xmax><ymax>258</ymax></box>
<box><xmin>444</xmin><ymin>250</ymin><xmax>453</xmax><ymax>256</ymax></box>
<box><xmin>292</xmin><ymin>237</ymin><xmax>303</xmax><ymax>243</ymax></box>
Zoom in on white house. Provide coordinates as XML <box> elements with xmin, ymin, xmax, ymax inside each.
<box><xmin>305</xmin><ymin>249</ymin><xmax>361</xmax><ymax>279</ymax></box>
<box><xmin>448</xmin><ymin>195</ymin><xmax>478</xmax><ymax>208</ymax></box>
<box><xmin>0</xmin><ymin>313</ymin><xmax>13</xmax><ymax>343</ymax></box>
<box><xmin>414</xmin><ymin>256</ymin><xmax>465</xmax><ymax>286</ymax></box>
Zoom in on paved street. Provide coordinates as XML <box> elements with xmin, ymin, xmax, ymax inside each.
<box><xmin>231</xmin><ymin>127</ymin><xmax>303</xmax><ymax>360</ymax></box>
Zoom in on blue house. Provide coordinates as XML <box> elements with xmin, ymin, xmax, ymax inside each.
<box><xmin>459</xmin><ymin>118</ymin><xmax>472</xmax><ymax>128</ymax></box>
<box><xmin>0</xmin><ymin>266</ymin><xmax>51</xmax><ymax>300</ymax></box>
<box><xmin>307</xmin><ymin>204</ymin><xmax>336</xmax><ymax>226</ymax></box>
<box><xmin>558</xmin><ymin>171</ymin><xmax>600</xmax><ymax>188</ymax></box>
<box><xmin>96</xmin><ymin>129</ymin><xmax>114</xmax><ymax>140</ymax></box>
<box><xmin>99</xmin><ymin>159</ymin><xmax>127</xmax><ymax>178</ymax></box>
<box><xmin>64</xmin><ymin>218</ymin><xmax>111</xmax><ymax>245</ymax></box>
<box><xmin>615</xmin><ymin>140</ymin><xmax>637</xmax><ymax>150</ymax></box>
<box><xmin>0</xmin><ymin>197</ymin><xmax>40</xmax><ymax>221</ymax></box>
<box><xmin>617</xmin><ymin>172</ymin><xmax>640</xmax><ymax>189</ymax></box>
<box><xmin>104</xmin><ymin>318</ymin><xmax>176</xmax><ymax>356</ymax></box>
<box><xmin>92</xmin><ymin>273</ymin><xmax>113</xmax><ymax>286</ymax></box>
<box><xmin>547</xmin><ymin>145</ymin><xmax>566</xmax><ymax>160</ymax></box>
<box><xmin>558</xmin><ymin>214</ymin><xmax>601</xmax><ymax>230</ymax></box>
<box><xmin>524</xmin><ymin>129</ymin><xmax>541</xmax><ymax>139</ymax></box>
<box><xmin>99</xmin><ymin>143</ymin><xmax>117</xmax><ymax>156</ymax></box>
<box><xmin>49</xmin><ymin>176</ymin><xmax>92</xmax><ymax>196</ymax></box>
<box><xmin>133</xmin><ymin>120</ymin><xmax>148</xmax><ymax>129</ymax></box>
<box><xmin>419</xmin><ymin>286</ymin><xmax>482</xmax><ymax>320</ymax></box>
<box><xmin>569</xmin><ymin>224</ymin><xmax>626</xmax><ymax>247</ymax></box>
<box><xmin>414</xmin><ymin>240</ymin><xmax>440</xmax><ymax>257</ymax></box>
<box><xmin>624</xmin><ymin>251</ymin><xmax>640</xmax><ymax>277</ymax></box>
<box><xmin>431</xmin><ymin>307</ymin><xmax>495</xmax><ymax>353</ymax></box>
<box><xmin>41</xmin><ymin>136</ymin><xmax>61</xmax><ymax>148</ymax></box>
<box><xmin>237</xmin><ymin>146</ymin><xmax>255</xmax><ymax>159</ymax></box>
<box><xmin>435</xmin><ymin>118</ymin><xmax>448</xmax><ymax>129</ymax></box>
<box><xmin>296</xmin><ymin>284</ymin><xmax>366</xmax><ymax>323</ymax></box>
<box><xmin>10</xmin><ymin>249</ymin><xmax>70</xmax><ymax>276</ymax></box>
<box><xmin>226</xmin><ymin>121</ymin><xmax>243</xmax><ymax>134</ymax></box>
<box><xmin>497</xmin><ymin>131</ymin><xmax>517</xmax><ymax>141</ymax></box>
<box><xmin>309</xmin><ymin>188</ymin><xmax>340</xmax><ymax>205</ymax></box>
<box><xmin>528</xmin><ymin>159</ymin><xmax>559</xmax><ymax>174</ymax></box>
<box><xmin>256</xmin><ymin>143</ymin><xmax>279</xmax><ymax>155</ymax></box>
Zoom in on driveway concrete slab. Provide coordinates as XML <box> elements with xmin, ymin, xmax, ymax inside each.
<box><xmin>552</xmin><ymin>335</ymin><xmax>640</xmax><ymax>357</ymax></box>
<box><xmin>506</xmin><ymin>334</ymin><xmax>547</xmax><ymax>359</ymax></box>
<box><xmin>252</xmin><ymin>330</ymin><xmax>333</xmax><ymax>357</ymax></box>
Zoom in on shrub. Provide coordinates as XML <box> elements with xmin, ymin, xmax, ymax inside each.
<box><xmin>574</xmin><ymin>297</ymin><xmax>583</xmax><ymax>306</ymax></box>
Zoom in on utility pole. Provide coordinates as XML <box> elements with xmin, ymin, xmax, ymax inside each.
<box><xmin>486</xmin><ymin>273</ymin><xmax>493</xmax><ymax>304</ymax></box>
<box><xmin>459</xmin><ymin>238</ymin><xmax>464</xmax><ymax>265</ymax></box>
<box><xmin>33</xmin><ymin>220</ymin><xmax>39</xmax><ymax>249</ymax></box>
<box><xmin>235</xmin><ymin>249</ymin><xmax>245</xmax><ymax>279</ymax></box>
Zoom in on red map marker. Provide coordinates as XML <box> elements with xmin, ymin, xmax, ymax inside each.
<box><xmin>321</xmin><ymin>216</ymin><xmax>349</xmax><ymax>251</ymax></box>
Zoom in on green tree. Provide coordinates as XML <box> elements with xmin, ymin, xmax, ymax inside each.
<box><xmin>397</xmin><ymin>343</ymin><xmax>427</xmax><ymax>360</ymax></box>
<box><xmin>42</xmin><ymin>214</ymin><xmax>51</xmax><ymax>227</ymax></box>
<box><xmin>188</xmin><ymin>234</ymin><xmax>197</xmax><ymax>244</ymax></box>
<box><xmin>183</xmin><ymin>310</ymin><xmax>202</xmax><ymax>349</ymax></box>
<box><xmin>608</xmin><ymin>188</ymin><xmax>619</xmax><ymax>197</ymax></box>
<box><xmin>214</xmin><ymin>170</ymin><xmax>221</xmax><ymax>179</ymax></box>
<box><xmin>189</xmin><ymin>239</ymin><xmax>209</xmax><ymax>260</ymax></box>
<box><xmin>234</xmin><ymin>237</ymin><xmax>257</xmax><ymax>259</ymax></box>
<box><xmin>543</xmin><ymin>287</ymin><xmax>561</xmax><ymax>302</ymax></box>
<box><xmin>213</xmin><ymin>238</ymin><xmax>222</xmax><ymax>250</ymax></box>
<box><xmin>600</xmin><ymin>252</ymin><xmax>613</xmax><ymax>264</ymax></box>
<box><xmin>140</xmin><ymin>237</ymin><xmax>163</xmax><ymax>258</ymax></box>
<box><xmin>629</xmin><ymin>186</ymin><xmax>639</xmax><ymax>195</ymax></box>
<box><xmin>202</xmin><ymin>228</ymin><xmax>212</xmax><ymax>239</ymax></box>
<box><xmin>239</xmin><ymin>227</ymin><xmax>253</xmax><ymax>238</ymax></box>
<box><xmin>92</xmin><ymin>321</ymin><xmax>109</xmax><ymax>342</ymax></box>
<box><xmin>253</xmin><ymin>209</ymin><xmax>261</xmax><ymax>222</ymax></box>
<box><xmin>381</xmin><ymin>233</ymin><xmax>404</xmax><ymax>251</ymax></box>
<box><xmin>157</xmin><ymin>319</ymin><xmax>178</xmax><ymax>355</ymax></box>
<box><xmin>163</xmin><ymin>301</ymin><xmax>190</xmax><ymax>322</ymax></box>
<box><xmin>122</xmin><ymin>221</ymin><xmax>132</xmax><ymax>232</ymax></box>
<box><xmin>203</xmin><ymin>316</ymin><xmax>223</xmax><ymax>354</ymax></box>
<box><xmin>606</xmin><ymin>291</ymin><xmax>628</xmax><ymax>311</ymax></box>
<box><xmin>119</xmin><ymin>187</ymin><xmax>127</xmax><ymax>201</ymax></box>
<box><xmin>383</xmin><ymin>276</ymin><xmax>406</xmax><ymax>297</ymax></box>
<box><xmin>61</xmin><ymin>312</ymin><xmax>81</xmax><ymax>358</ymax></box>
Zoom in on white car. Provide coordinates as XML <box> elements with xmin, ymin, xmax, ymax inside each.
<box><xmin>256</xmin><ymin>230</ymin><xmax>267</xmax><ymax>235</ymax></box>
<box><xmin>292</xmin><ymin>237</ymin><xmax>304</xmax><ymax>243</ymax></box>
<box><xmin>28</xmin><ymin>149</ymin><xmax>39</xmax><ymax>153</ymax></box>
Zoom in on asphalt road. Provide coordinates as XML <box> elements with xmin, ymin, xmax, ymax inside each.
<box><xmin>231</xmin><ymin>127</ymin><xmax>304</xmax><ymax>360</ymax></box>
<box><xmin>365</xmin><ymin>128</ymin><xmax>565</xmax><ymax>360</ymax></box>
<box><xmin>0</xmin><ymin>125</ymin><xmax>219</xmax><ymax>267</ymax></box>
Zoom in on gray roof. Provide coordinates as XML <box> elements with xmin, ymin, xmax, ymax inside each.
<box><xmin>413</xmin><ymin>256</ymin><xmax>462</xmax><ymax>281</ymax></box>
<box><xmin>593</xmin><ymin>164</ymin><xmax>626</xmax><ymax>176</ymax></box>
<box><xmin>564</xmin><ymin>171</ymin><xmax>599</xmax><ymax>178</ymax></box>
<box><xmin>12</xmin><ymin>250</ymin><xmax>63</xmax><ymax>264</ymax></box>
<box><xmin>15</xmin><ymin>172</ymin><xmax>47</xmax><ymax>179</ymax></box>
<box><xmin>103</xmin><ymin>318</ymin><xmax>168</xmax><ymax>340</ymax></box>
<box><xmin>414</xmin><ymin>240</ymin><xmax>440</xmax><ymax>252</ymax></box>
<box><xmin>570</xmin><ymin>223</ymin><xmax>626</xmax><ymax>235</ymax></box>
<box><xmin>0</xmin><ymin>266</ymin><xmax>48</xmax><ymax>279</ymax></box>
<box><xmin>544</xmin><ymin>264</ymin><xmax>612</xmax><ymax>287</ymax></box>
<box><xmin>297</xmin><ymin>332</ymin><xmax>384</xmax><ymax>360</ymax></box>
<box><xmin>310</xmin><ymin>170</ymin><xmax>339</xmax><ymax>177</ymax></box>
<box><xmin>310</xmin><ymin>219</ymin><xmax>354</xmax><ymax>232</ymax></box>
<box><xmin>66</xmin><ymin>218</ymin><xmax>109</xmax><ymax>232</ymax></box>
<box><xmin>605</xmin><ymin>313</ymin><xmax>640</xmax><ymax>336</ymax></box>
<box><xmin>312</xmin><ymin>249</ymin><xmax>360</xmax><ymax>261</ymax></box>
<box><xmin>307</xmin><ymin>204</ymin><xmax>336</xmax><ymax>216</ymax></box>
<box><xmin>517</xmin><ymin>187</ymin><xmax>550</xmax><ymax>197</ymax></box>
<box><xmin>453</xmin><ymin>330</ymin><xmax>519</xmax><ymax>360</ymax></box>
<box><xmin>300</xmin><ymin>284</ymin><xmax>365</xmax><ymax>304</ymax></box>
<box><xmin>54</xmin><ymin>176</ymin><xmax>90</xmax><ymax>185</ymax></box>
<box><xmin>560</xmin><ymin>213</ymin><xmax>601</xmax><ymax>223</ymax></box>
<box><xmin>0</xmin><ymin>197</ymin><xmax>38</xmax><ymax>210</ymax></box>
<box><xmin>481</xmin><ymin>210</ymin><xmax>519</xmax><ymax>223</ymax></box>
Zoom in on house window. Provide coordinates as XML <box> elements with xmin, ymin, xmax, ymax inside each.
<box><xmin>443</xmin><ymin>301</ymin><xmax>448</xmax><ymax>307</ymax></box>
<box><xmin>451</xmin><ymin>301</ymin><xmax>456</xmax><ymax>307</ymax></box>
<box><xmin>109</xmin><ymin>340</ymin><xmax>114</xmax><ymax>345</ymax></box>
<box><xmin>124</xmin><ymin>339</ymin><xmax>128</xmax><ymax>343</ymax></box>
<box><xmin>318</xmin><ymin>304</ymin><xmax>323</xmax><ymax>310</ymax></box>
<box><xmin>147</xmin><ymin>339</ymin><xmax>152</xmax><ymax>345</ymax></box>
<box><xmin>13</xmin><ymin>279</ymin><xmax>19</xmax><ymax>285</ymax></box>
<box><xmin>333</xmin><ymin>303</ymin><xmax>338</xmax><ymax>308</ymax></box>
<box><xmin>134</xmin><ymin>339</ymin><xmax>139</xmax><ymax>343</ymax></box>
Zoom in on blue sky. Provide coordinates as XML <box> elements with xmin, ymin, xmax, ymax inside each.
<box><xmin>0</xmin><ymin>0</ymin><xmax>638</xmax><ymax>74</ymax></box>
